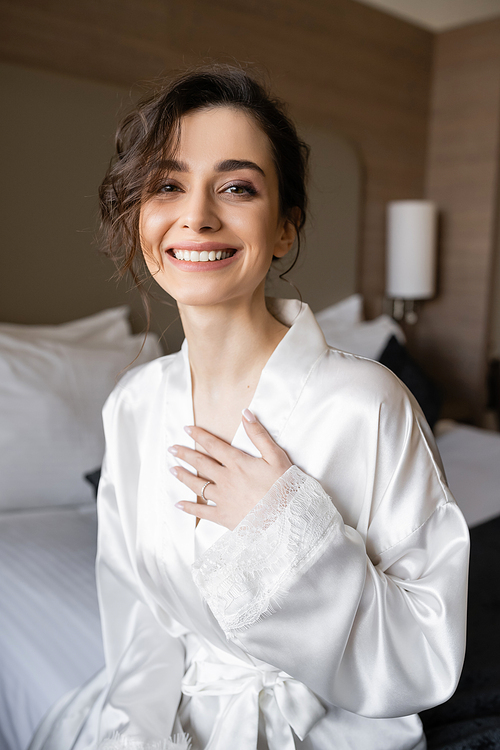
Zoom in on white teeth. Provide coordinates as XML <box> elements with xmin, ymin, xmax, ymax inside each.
<box><xmin>172</xmin><ymin>249</ymin><xmax>234</xmax><ymax>262</ymax></box>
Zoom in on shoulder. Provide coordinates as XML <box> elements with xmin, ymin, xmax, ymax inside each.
<box><xmin>309</xmin><ymin>346</ymin><xmax>437</xmax><ymax>448</ymax></box>
<box><xmin>314</xmin><ymin>347</ymin><xmax>416</xmax><ymax>413</ymax></box>
<box><xmin>315</xmin><ymin>349</ymin><xmax>452</xmax><ymax>528</ymax></box>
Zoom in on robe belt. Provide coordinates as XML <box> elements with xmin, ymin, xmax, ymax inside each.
<box><xmin>181</xmin><ymin>659</ymin><xmax>326</xmax><ymax>750</ymax></box>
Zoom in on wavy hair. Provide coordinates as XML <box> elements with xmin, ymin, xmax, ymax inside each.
<box><xmin>98</xmin><ymin>63</ymin><xmax>310</xmax><ymax>315</ymax></box>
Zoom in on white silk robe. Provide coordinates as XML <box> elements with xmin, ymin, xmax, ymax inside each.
<box><xmin>29</xmin><ymin>299</ymin><xmax>469</xmax><ymax>750</ymax></box>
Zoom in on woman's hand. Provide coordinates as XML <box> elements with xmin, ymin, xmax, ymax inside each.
<box><xmin>168</xmin><ymin>409</ymin><xmax>292</xmax><ymax>530</ymax></box>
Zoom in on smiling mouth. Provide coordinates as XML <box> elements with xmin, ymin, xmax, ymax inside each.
<box><xmin>168</xmin><ymin>249</ymin><xmax>237</xmax><ymax>262</ymax></box>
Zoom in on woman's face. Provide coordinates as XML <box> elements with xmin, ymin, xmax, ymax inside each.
<box><xmin>139</xmin><ymin>106</ymin><xmax>297</xmax><ymax>309</ymax></box>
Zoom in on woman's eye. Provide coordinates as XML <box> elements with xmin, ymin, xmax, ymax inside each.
<box><xmin>159</xmin><ymin>183</ymin><xmax>180</xmax><ymax>193</ymax></box>
<box><xmin>224</xmin><ymin>183</ymin><xmax>257</xmax><ymax>196</ymax></box>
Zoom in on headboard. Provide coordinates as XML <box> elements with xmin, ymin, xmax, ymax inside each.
<box><xmin>0</xmin><ymin>62</ymin><xmax>362</xmax><ymax>351</ymax></box>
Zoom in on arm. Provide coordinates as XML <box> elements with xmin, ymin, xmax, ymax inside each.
<box><xmin>95</xmin><ymin>387</ymin><xmax>187</xmax><ymax>747</ymax></box>
<box><xmin>172</xmin><ymin>404</ymin><xmax>469</xmax><ymax>719</ymax></box>
<box><xmin>193</xmin><ymin>465</ymin><xmax>468</xmax><ymax>718</ymax></box>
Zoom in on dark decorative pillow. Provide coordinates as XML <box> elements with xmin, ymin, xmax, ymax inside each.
<box><xmin>84</xmin><ymin>467</ymin><xmax>101</xmax><ymax>500</ymax></box>
<box><xmin>378</xmin><ymin>335</ymin><xmax>442</xmax><ymax>429</ymax></box>
<box><xmin>421</xmin><ymin>515</ymin><xmax>500</xmax><ymax>748</ymax></box>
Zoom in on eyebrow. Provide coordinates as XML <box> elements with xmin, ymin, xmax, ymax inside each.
<box><xmin>216</xmin><ymin>159</ymin><xmax>266</xmax><ymax>177</ymax></box>
<box><xmin>158</xmin><ymin>158</ymin><xmax>265</xmax><ymax>177</ymax></box>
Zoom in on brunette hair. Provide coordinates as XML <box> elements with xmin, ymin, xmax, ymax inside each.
<box><xmin>99</xmin><ymin>63</ymin><xmax>310</xmax><ymax>306</ymax></box>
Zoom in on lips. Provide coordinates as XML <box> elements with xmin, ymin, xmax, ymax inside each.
<box><xmin>165</xmin><ymin>242</ymin><xmax>238</xmax><ymax>263</ymax></box>
<box><xmin>163</xmin><ymin>242</ymin><xmax>240</xmax><ymax>272</ymax></box>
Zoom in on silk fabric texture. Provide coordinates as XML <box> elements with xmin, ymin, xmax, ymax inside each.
<box><xmin>29</xmin><ymin>299</ymin><xmax>469</xmax><ymax>750</ymax></box>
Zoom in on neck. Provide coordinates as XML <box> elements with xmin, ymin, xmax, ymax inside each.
<box><xmin>179</xmin><ymin>291</ymin><xmax>288</xmax><ymax>397</ymax></box>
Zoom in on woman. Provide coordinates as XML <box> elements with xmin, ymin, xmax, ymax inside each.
<box><xmin>30</xmin><ymin>65</ymin><xmax>469</xmax><ymax>750</ymax></box>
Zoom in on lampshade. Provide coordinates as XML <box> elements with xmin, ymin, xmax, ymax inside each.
<box><xmin>386</xmin><ymin>200</ymin><xmax>437</xmax><ymax>300</ymax></box>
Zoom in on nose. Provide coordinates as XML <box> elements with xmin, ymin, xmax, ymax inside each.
<box><xmin>181</xmin><ymin>185</ymin><xmax>221</xmax><ymax>233</ymax></box>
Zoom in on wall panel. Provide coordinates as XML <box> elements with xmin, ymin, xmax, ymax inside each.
<box><xmin>0</xmin><ymin>0</ymin><xmax>434</xmax><ymax>320</ymax></box>
<box><xmin>416</xmin><ymin>21</ymin><xmax>500</xmax><ymax>420</ymax></box>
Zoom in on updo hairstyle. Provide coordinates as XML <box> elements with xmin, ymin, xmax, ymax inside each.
<box><xmin>99</xmin><ymin>63</ymin><xmax>310</xmax><ymax>297</ymax></box>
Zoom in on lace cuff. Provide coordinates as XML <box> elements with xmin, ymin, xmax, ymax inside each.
<box><xmin>192</xmin><ymin>465</ymin><xmax>339</xmax><ymax>637</ymax></box>
<box><xmin>99</xmin><ymin>733</ymin><xmax>191</xmax><ymax>750</ymax></box>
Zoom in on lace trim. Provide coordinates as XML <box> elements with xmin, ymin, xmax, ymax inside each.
<box><xmin>99</xmin><ymin>733</ymin><xmax>191</xmax><ymax>750</ymax></box>
<box><xmin>192</xmin><ymin>465</ymin><xmax>338</xmax><ymax>636</ymax></box>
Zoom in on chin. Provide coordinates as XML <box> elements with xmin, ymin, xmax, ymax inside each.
<box><xmin>153</xmin><ymin>282</ymin><xmax>229</xmax><ymax>309</ymax></box>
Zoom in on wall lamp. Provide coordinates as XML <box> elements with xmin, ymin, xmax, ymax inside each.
<box><xmin>386</xmin><ymin>200</ymin><xmax>438</xmax><ymax>324</ymax></box>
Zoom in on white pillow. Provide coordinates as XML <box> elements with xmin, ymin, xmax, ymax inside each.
<box><xmin>315</xmin><ymin>294</ymin><xmax>363</xmax><ymax>329</ymax></box>
<box><xmin>317</xmin><ymin>313</ymin><xmax>405</xmax><ymax>361</ymax></box>
<box><xmin>0</xmin><ymin>306</ymin><xmax>132</xmax><ymax>345</ymax></box>
<box><xmin>0</xmin><ymin>331</ymin><xmax>161</xmax><ymax>511</ymax></box>
<box><xmin>436</xmin><ymin>422</ymin><xmax>500</xmax><ymax>527</ymax></box>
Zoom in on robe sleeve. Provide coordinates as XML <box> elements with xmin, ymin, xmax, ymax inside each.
<box><xmin>192</xmin><ymin>390</ymin><xmax>470</xmax><ymax>720</ymax></box>
<box><xmin>95</xmin><ymin>385</ymin><xmax>187</xmax><ymax>748</ymax></box>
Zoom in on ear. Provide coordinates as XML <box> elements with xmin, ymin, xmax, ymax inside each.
<box><xmin>273</xmin><ymin>207</ymin><xmax>301</xmax><ymax>259</ymax></box>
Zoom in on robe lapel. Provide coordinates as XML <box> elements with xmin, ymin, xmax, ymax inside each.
<box><xmin>161</xmin><ymin>340</ymin><xmax>198</xmax><ymax>567</ymax></box>
<box><xmin>161</xmin><ymin>300</ymin><xmax>330</xmax><ymax>564</ymax></box>
<box><xmin>194</xmin><ymin>299</ymin><xmax>330</xmax><ymax>556</ymax></box>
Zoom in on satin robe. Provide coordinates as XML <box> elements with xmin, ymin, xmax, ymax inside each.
<box><xmin>29</xmin><ymin>299</ymin><xmax>469</xmax><ymax>750</ymax></box>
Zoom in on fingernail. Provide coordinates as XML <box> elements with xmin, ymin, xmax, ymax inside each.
<box><xmin>168</xmin><ymin>446</ymin><xmax>178</xmax><ymax>455</ymax></box>
<box><xmin>170</xmin><ymin>467</ymin><xmax>178</xmax><ymax>476</ymax></box>
<box><xmin>184</xmin><ymin>426</ymin><xmax>193</xmax><ymax>435</ymax></box>
<box><xmin>174</xmin><ymin>502</ymin><xmax>184</xmax><ymax>509</ymax></box>
<box><xmin>242</xmin><ymin>408</ymin><xmax>256</xmax><ymax>423</ymax></box>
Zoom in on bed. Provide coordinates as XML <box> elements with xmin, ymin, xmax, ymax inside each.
<box><xmin>0</xmin><ymin>505</ymin><xmax>103</xmax><ymax>750</ymax></box>
<box><xmin>1</xmin><ymin>300</ymin><xmax>499</xmax><ymax>750</ymax></box>
<box><xmin>0</xmin><ymin>307</ymin><xmax>162</xmax><ymax>750</ymax></box>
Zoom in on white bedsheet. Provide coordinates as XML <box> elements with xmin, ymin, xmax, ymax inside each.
<box><xmin>0</xmin><ymin>504</ymin><xmax>104</xmax><ymax>750</ymax></box>
<box><xmin>436</xmin><ymin>421</ymin><xmax>500</xmax><ymax>528</ymax></box>
<box><xmin>1</xmin><ymin>421</ymin><xmax>499</xmax><ymax>750</ymax></box>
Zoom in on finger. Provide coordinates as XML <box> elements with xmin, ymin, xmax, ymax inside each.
<box><xmin>175</xmin><ymin>500</ymin><xmax>217</xmax><ymax>522</ymax></box>
<box><xmin>241</xmin><ymin>409</ymin><xmax>286</xmax><ymax>462</ymax></box>
<box><xmin>170</xmin><ymin>466</ymin><xmax>215</xmax><ymax>499</ymax></box>
<box><xmin>184</xmin><ymin>425</ymin><xmax>239</xmax><ymax>465</ymax></box>
<box><xmin>168</xmin><ymin>444</ymin><xmax>222</xmax><ymax>477</ymax></box>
